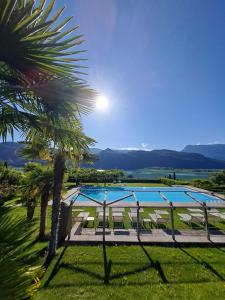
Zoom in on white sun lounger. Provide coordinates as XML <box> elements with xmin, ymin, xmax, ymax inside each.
<box><xmin>190</xmin><ymin>213</ymin><xmax>205</xmax><ymax>224</ymax></box>
<box><xmin>112</xmin><ymin>212</ymin><xmax>124</xmax><ymax>227</ymax></box>
<box><xmin>209</xmin><ymin>212</ymin><xmax>225</xmax><ymax>220</ymax></box>
<box><xmin>187</xmin><ymin>208</ymin><xmax>203</xmax><ymax>213</ymax></box>
<box><xmin>97</xmin><ymin>211</ymin><xmax>109</xmax><ymax>223</ymax></box>
<box><xmin>128</xmin><ymin>212</ymin><xmax>142</xmax><ymax>227</ymax></box>
<box><xmin>112</xmin><ymin>207</ymin><xmax>125</xmax><ymax>213</ymax></box>
<box><xmin>130</xmin><ymin>207</ymin><xmax>144</xmax><ymax>213</ymax></box>
<box><xmin>149</xmin><ymin>213</ymin><xmax>168</xmax><ymax>228</ymax></box>
<box><xmin>96</xmin><ymin>207</ymin><xmax>109</xmax><ymax>214</ymax></box>
<box><xmin>73</xmin><ymin>212</ymin><xmax>90</xmax><ymax>226</ymax></box>
<box><xmin>154</xmin><ymin>210</ymin><xmax>169</xmax><ymax>215</ymax></box>
<box><xmin>178</xmin><ymin>213</ymin><xmax>192</xmax><ymax>225</ymax></box>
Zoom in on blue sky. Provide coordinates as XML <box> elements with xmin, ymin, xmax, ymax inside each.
<box><xmin>14</xmin><ymin>1</ymin><xmax>225</xmax><ymax>150</ymax></box>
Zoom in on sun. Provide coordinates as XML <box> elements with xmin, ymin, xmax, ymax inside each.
<box><xmin>96</xmin><ymin>95</ymin><xmax>109</xmax><ymax>111</ymax></box>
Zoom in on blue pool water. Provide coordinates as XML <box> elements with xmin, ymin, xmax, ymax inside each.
<box><xmin>73</xmin><ymin>186</ymin><xmax>223</xmax><ymax>204</ymax></box>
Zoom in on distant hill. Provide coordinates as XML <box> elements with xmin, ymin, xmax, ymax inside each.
<box><xmin>1</xmin><ymin>142</ymin><xmax>225</xmax><ymax>169</ymax></box>
<box><xmin>0</xmin><ymin>142</ymin><xmax>45</xmax><ymax>167</ymax></box>
<box><xmin>0</xmin><ymin>142</ymin><xmax>26</xmax><ymax>167</ymax></box>
<box><xmin>89</xmin><ymin>148</ymin><xmax>102</xmax><ymax>155</ymax></box>
<box><xmin>86</xmin><ymin>148</ymin><xmax>225</xmax><ymax>170</ymax></box>
<box><xmin>182</xmin><ymin>144</ymin><xmax>225</xmax><ymax>161</ymax></box>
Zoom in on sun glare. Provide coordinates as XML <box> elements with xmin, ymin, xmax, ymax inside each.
<box><xmin>96</xmin><ymin>95</ymin><xmax>109</xmax><ymax>111</ymax></box>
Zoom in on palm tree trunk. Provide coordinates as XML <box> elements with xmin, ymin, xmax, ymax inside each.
<box><xmin>39</xmin><ymin>191</ymin><xmax>49</xmax><ymax>239</ymax></box>
<box><xmin>26</xmin><ymin>200</ymin><xmax>35</xmax><ymax>221</ymax></box>
<box><xmin>46</xmin><ymin>153</ymin><xmax>65</xmax><ymax>263</ymax></box>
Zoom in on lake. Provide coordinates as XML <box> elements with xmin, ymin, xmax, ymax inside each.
<box><xmin>124</xmin><ymin>168</ymin><xmax>219</xmax><ymax>181</ymax></box>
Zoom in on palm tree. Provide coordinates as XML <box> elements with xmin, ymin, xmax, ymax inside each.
<box><xmin>24</xmin><ymin>120</ymin><xmax>95</xmax><ymax>262</ymax></box>
<box><xmin>35</xmin><ymin>167</ymin><xmax>54</xmax><ymax>239</ymax></box>
<box><xmin>21</xmin><ymin>162</ymin><xmax>54</xmax><ymax>238</ymax></box>
<box><xmin>0</xmin><ymin>0</ymin><xmax>96</xmax><ymax>262</ymax></box>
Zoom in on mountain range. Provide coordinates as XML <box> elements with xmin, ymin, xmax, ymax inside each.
<box><xmin>182</xmin><ymin>144</ymin><xmax>225</xmax><ymax>161</ymax></box>
<box><xmin>1</xmin><ymin>142</ymin><xmax>225</xmax><ymax>170</ymax></box>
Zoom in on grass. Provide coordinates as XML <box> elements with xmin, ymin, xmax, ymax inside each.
<box><xmin>2</xmin><ymin>184</ymin><xmax>225</xmax><ymax>300</ymax></box>
<box><xmin>34</xmin><ymin>245</ymin><xmax>225</xmax><ymax>300</ymax></box>
<box><xmin>0</xmin><ymin>203</ymin><xmax>51</xmax><ymax>268</ymax></box>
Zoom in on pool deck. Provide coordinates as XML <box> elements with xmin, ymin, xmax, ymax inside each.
<box><xmin>67</xmin><ymin>227</ymin><xmax>225</xmax><ymax>246</ymax></box>
<box><xmin>64</xmin><ymin>185</ymin><xmax>225</xmax><ymax>246</ymax></box>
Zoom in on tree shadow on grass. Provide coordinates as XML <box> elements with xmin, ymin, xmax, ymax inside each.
<box><xmin>43</xmin><ymin>245</ymin><xmax>68</xmax><ymax>287</ymax></box>
<box><xmin>209</xmin><ymin>241</ymin><xmax>225</xmax><ymax>254</ymax></box>
<box><xmin>179</xmin><ymin>247</ymin><xmax>224</xmax><ymax>281</ymax></box>
<box><xmin>59</xmin><ymin>263</ymin><xmax>103</xmax><ymax>280</ymax></box>
<box><xmin>43</xmin><ymin>244</ymin><xmax>225</xmax><ymax>289</ymax></box>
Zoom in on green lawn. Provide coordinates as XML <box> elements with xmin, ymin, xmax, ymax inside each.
<box><xmin>34</xmin><ymin>245</ymin><xmax>225</xmax><ymax>300</ymax></box>
<box><xmin>2</xmin><ymin>189</ymin><xmax>225</xmax><ymax>300</ymax></box>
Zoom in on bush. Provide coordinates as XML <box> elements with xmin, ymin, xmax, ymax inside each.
<box><xmin>0</xmin><ymin>165</ymin><xmax>23</xmax><ymax>186</ymax></box>
<box><xmin>121</xmin><ymin>178</ymin><xmax>161</xmax><ymax>183</ymax></box>
<box><xmin>190</xmin><ymin>179</ymin><xmax>213</xmax><ymax>189</ymax></box>
<box><xmin>211</xmin><ymin>171</ymin><xmax>225</xmax><ymax>185</ymax></box>
<box><xmin>68</xmin><ymin>168</ymin><xmax>124</xmax><ymax>183</ymax></box>
<box><xmin>160</xmin><ymin>178</ymin><xmax>189</xmax><ymax>186</ymax></box>
<box><xmin>0</xmin><ymin>184</ymin><xmax>17</xmax><ymax>206</ymax></box>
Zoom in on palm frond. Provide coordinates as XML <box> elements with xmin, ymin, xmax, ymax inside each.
<box><xmin>0</xmin><ymin>0</ymin><xmax>86</xmax><ymax>77</ymax></box>
<box><xmin>0</xmin><ymin>210</ymin><xmax>44</xmax><ymax>300</ymax></box>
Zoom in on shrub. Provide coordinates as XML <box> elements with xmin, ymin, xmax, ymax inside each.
<box><xmin>190</xmin><ymin>179</ymin><xmax>213</xmax><ymax>189</ymax></box>
<box><xmin>0</xmin><ymin>184</ymin><xmax>17</xmax><ymax>206</ymax></box>
<box><xmin>0</xmin><ymin>165</ymin><xmax>23</xmax><ymax>186</ymax></box>
<box><xmin>160</xmin><ymin>178</ymin><xmax>189</xmax><ymax>186</ymax></box>
<box><xmin>68</xmin><ymin>168</ymin><xmax>124</xmax><ymax>183</ymax></box>
<box><xmin>211</xmin><ymin>171</ymin><xmax>225</xmax><ymax>185</ymax></box>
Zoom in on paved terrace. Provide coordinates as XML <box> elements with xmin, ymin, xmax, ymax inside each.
<box><xmin>67</xmin><ymin>228</ymin><xmax>225</xmax><ymax>245</ymax></box>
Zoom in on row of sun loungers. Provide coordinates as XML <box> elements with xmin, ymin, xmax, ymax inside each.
<box><xmin>72</xmin><ymin>207</ymin><xmax>225</xmax><ymax>229</ymax></box>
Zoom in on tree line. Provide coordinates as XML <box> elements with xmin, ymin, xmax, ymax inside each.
<box><xmin>68</xmin><ymin>168</ymin><xmax>124</xmax><ymax>184</ymax></box>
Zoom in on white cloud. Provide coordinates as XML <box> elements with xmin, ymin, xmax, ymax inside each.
<box><xmin>141</xmin><ymin>143</ymin><xmax>148</xmax><ymax>148</ymax></box>
<box><xmin>207</xmin><ymin>141</ymin><xmax>220</xmax><ymax>145</ymax></box>
<box><xmin>117</xmin><ymin>143</ymin><xmax>153</xmax><ymax>151</ymax></box>
<box><xmin>195</xmin><ymin>141</ymin><xmax>221</xmax><ymax>145</ymax></box>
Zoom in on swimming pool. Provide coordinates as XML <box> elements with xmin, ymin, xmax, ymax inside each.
<box><xmin>74</xmin><ymin>186</ymin><xmax>223</xmax><ymax>204</ymax></box>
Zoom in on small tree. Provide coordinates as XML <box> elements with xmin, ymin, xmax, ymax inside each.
<box><xmin>21</xmin><ymin>163</ymin><xmax>54</xmax><ymax>236</ymax></box>
<box><xmin>211</xmin><ymin>171</ymin><xmax>225</xmax><ymax>185</ymax></box>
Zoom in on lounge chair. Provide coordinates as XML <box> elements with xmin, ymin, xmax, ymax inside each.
<box><xmin>128</xmin><ymin>212</ymin><xmax>142</xmax><ymax>227</ymax></box>
<box><xmin>96</xmin><ymin>207</ymin><xmax>109</xmax><ymax>214</ymax></box>
<box><xmin>187</xmin><ymin>208</ymin><xmax>203</xmax><ymax>213</ymax></box>
<box><xmin>154</xmin><ymin>209</ymin><xmax>169</xmax><ymax>215</ymax></box>
<box><xmin>130</xmin><ymin>207</ymin><xmax>144</xmax><ymax>213</ymax></box>
<box><xmin>178</xmin><ymin>213</ymin><xmax>192</xmax><ymax>226</ymax></box>
<box><xmin>209</xmin><ymin>212</ymin><xmax>225</xmax><ymax>221</ymax></box>
<box><xmin>72</xmin><ymin>212</ymin><xmax>90</xmax><ymax>227</ymax></box>
<box><xmin>112</xmin><ymin>212</ymin><xmax>124</xmax><ymax>228</ymax></box>
<box><xmin>149</xmin><ymin>213</ymin><xmax>168</xmax><ymax>228</ymax></box>
<box><xmin>112</xmin><ymin>207</ymin><xmax>125</xmax><ymax>213</ymax></box>
<box><xmin>190</xmin><ymin>213</ymin><xmax>205</xmax><ymax>224</ymax></box>
<box><xmin>209</xmin><ymin>208</ymin><xmax>219</xmax><ymax>213</ymax></box>
<box><xmin>207</xmin><ymin>214</ymin><xmax>218</xmax><ymax>225</ymax></box>
<box><xmin>97</xmin><ymin>211</ymin><xmax>109</xmax><ymax>226</ymax></box>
